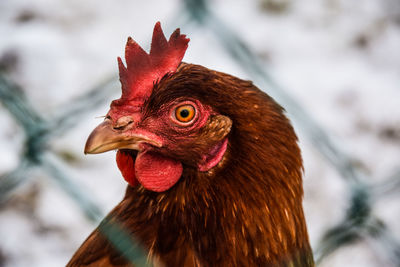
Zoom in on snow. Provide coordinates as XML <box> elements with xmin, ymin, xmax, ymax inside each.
<box><xmin>1</xmin><ymin>0</ymin><xmax>399</xmax><ymax>266</ymax></box>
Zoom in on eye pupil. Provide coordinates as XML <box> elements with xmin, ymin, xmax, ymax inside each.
<box><xmin>174</xmin><ymin>104</ymin><xmax>196</xmax><ymax>124</ymax></box>
<box><xmin>180</xmin><ymin>109</ymin><xmax>190</xmax><ymax>118</ymax></box>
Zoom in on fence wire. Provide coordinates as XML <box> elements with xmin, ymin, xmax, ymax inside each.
<box><xmin>0</xmin><ymin>0</ymin><xmax>399</xmax><ymax>266</ymax></box>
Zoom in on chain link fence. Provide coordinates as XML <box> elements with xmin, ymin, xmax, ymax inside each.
<box><xmin>1</xmin><ymin>0</ymin><xmax>399</xmax><ymax>266</ymax></box>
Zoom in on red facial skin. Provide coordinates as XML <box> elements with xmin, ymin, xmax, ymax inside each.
<box><xmin>112</xmin><ymin>98</ymin><xmax>227</xmax><ymax>192</ymax></box>
<box><xmin>141</xmin><ymin>99</ymin><xmax>211</xmax><ymax>146</ymax></box>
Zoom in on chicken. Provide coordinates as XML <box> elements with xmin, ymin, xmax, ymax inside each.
<box><xmin>67</xmin><ymin>22</ymin><xmax>314</xmax><ymax>267</ymax></box>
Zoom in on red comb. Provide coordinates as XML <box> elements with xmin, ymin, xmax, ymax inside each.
<box><xmin>116</xmin><ymin>22</ymin><xmax>189</xmax><ymax>103</ymax></box>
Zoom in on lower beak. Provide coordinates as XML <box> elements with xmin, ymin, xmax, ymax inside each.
<box><xmin>84</xmin><ymin>120</ymin><xmax>162</xmax><ymax>154</ymax></box>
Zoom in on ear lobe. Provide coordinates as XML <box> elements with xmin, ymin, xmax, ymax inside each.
<box><xmin>195</xmin><ymin>115</ymin><xmax>232</xmax><ymax>172</ymax></box>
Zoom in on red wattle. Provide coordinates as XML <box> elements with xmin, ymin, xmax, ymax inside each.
<box><xmin>116</xmin><ymin>150</ymin><xmax>138</xmax><ymax>187</ymax></box>
<box><xmin>135</xmin><ymin>151</ymin><xmax>183</xmax><ymax>192</ymax></box>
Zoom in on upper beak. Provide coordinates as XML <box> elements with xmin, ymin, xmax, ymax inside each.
<box><xmin>84</xmin><ymin>119</ymin><xmax>162</xmax><ymax>154</ymax></box>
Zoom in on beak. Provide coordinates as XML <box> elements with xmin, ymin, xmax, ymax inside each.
<box><xmin>84</xmin><ymin>119</ymin><xmax>162</xmax><ymax>154</ymax></box>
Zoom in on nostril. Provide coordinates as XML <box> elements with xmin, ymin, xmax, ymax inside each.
<box><xmin>113</xmin><ymin>116</ymin><xmax>134</xmax><ymax>130</ymax></box>
<box><xmin>113</xmin><ymin>125</ymin><xmax>128</xmax><ymax>130</ymax></box>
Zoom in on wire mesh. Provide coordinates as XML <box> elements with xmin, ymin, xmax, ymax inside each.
<box><xmin>0</xmin><ymin>0</ymin><xmax>399</xmax><ymax>266</ymax></box>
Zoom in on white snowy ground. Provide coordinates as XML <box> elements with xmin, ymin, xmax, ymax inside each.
<box><xmin>0</xmin><ymin>0</ymin><xmax>399</xmax><ymax>266</ymax></box>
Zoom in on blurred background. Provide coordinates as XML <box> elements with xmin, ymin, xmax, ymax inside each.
<box><xmin>1</xmin><ymin>0</ymin><xmax>400</xmax><ymax>266</ymax></box>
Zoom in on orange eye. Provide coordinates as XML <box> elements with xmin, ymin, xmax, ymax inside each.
<box><xmin>175</xmin><ymin>104</ymin><xmax>195</xmax><ymax>123</ymax></box>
